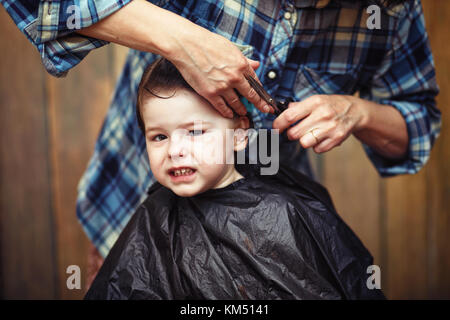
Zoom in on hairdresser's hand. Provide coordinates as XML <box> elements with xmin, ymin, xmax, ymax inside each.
<box><xmin>166</xmin><ymin>26</ymin><xmax>271</xmax><ymax>118</ymax></box>
<box><xmin>273</xmin><ymin>94</ymin><xmax>409</xmax><ymax>159</ymax></box>
<box><xmin>77</xmin><ymin>0</ymin><xmax>270</xmax><ymax>118</ymax></box>
<box><xmin>273</xmin><ymin>95</ymin><xmax>366</xmax><ymax>153</ymax></box>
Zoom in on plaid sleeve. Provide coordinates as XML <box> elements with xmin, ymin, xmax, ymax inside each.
<box><xmin>359</xmin><ymin>0</ymin><xmax>441</xmax><ymax>177</ymax></box>
<box><xmin>1</xmin><ymin>0</ymin><xmax>134</xmax><ymax>76</ymax></box>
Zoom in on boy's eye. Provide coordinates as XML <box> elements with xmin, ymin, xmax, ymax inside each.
<box><xmin>189</xmin><ymin>130</ymin><xmax>205</xmax><ymax>136</ymax></box>
<box><xmin>152</xmin><ymin>134</ymin><xmax>167</xmax><ymax>142</ymax></box>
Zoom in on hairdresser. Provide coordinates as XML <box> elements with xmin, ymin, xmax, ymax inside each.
<box><xmin>2</xmin><ymin>0</ymin><xmax>440</xmax><ymax>257</ymax></box>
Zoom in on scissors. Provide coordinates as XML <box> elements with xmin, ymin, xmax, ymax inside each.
<box><xmin>244</xmin><ymin>74</ymin><xmax>292</xmax><ymax>116</ymax></box>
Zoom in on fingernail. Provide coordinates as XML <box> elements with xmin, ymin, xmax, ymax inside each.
<box><xmin>264</xmin><ymin>105</ymin><xmax>270</xmax><ymax>113</ymax></box>
<box><xmin>237</xmin><ymin>107</ymin><xmax>247</xmax><ymax>115</ymax></box>
<box><xmin>300</xmin><ymin>134</ymin><xmax>314</xmax><ymax>148</ymax></box>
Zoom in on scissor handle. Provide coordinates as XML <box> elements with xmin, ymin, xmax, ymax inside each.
<box><xmin>275</xmin><ymin>98</ymin><xmax>293</xmax><ymax>115</ymax></box>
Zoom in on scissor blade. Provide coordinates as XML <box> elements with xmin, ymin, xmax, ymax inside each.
<box><xmin>244</xmin><ymin>74</ymin><xmax>281</xmax><ymax>114</ymax></box>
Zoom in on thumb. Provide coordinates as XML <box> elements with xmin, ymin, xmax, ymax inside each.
<box><xmin>247</xmin><ymin>58</ymin><xmax>260</xmax><ymax>71</ymax></box>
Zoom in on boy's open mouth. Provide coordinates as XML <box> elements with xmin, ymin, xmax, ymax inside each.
<box><xmin>169</xmin><ymin>167</ymin><xmax>197</xmax><ymax>177</ymax></box>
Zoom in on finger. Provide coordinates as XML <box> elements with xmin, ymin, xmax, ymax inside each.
<box><xmin>273</xmin><ymin>101</ymin><xmax>314</xmax><ymax>133</ymax></box>
<box><xmin>285</xmin><ymin>113</ymin><xmax>322</xmax><ymax>141</ymax></box>
<box><xmin>245</xmin><ymin>59</ymin><xmax>261</xmax><ymax>79</ymax></box>
<box><xmin>236</xmin><ymin>76</ymin><xmax>272</xmax><ymax>114</ymax></box>
<box><xmin>241</xmin><ymin>62</ymin><xmax>275</xmax><ymax>113</ymax></box>
<box><xmin>313</xmin><ymin>138</ymin><xmax>335</xmax><ymax>154</ymax></box>
<box><xmin>299</xmin><ymin>127</ymin><xmax>325</xmax><ymax>149</ymax></box>
<box><xmin>209</xmin><ymin>95</ymin><xmax>234</xmax><ymax>118</ymax></box>
<box><xmin>222</xmin><ymin>90</ymin><xmax>247</xmax><ymax>116</ymax></box>
<box><xmin>247</xmin><ymin>58</ymin><xmax>260</xmax><ymax>71</ymax></box>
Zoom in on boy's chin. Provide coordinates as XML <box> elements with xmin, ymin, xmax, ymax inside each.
<box><xmin>169</xmin><ymin>185</ymin><xmax>204</xmax><ymax>197</ymax></box>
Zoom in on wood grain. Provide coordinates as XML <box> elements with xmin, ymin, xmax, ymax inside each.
<box><xmin>385</xmin><ymin>171</ymin><xmax>428</xmax><ymax>299</ymax></box>
<box><xmin>0</xmin><ymin>8</ymin><xmax>57</xmax><ymax>299</ymax></box>
<box><xmin>0</xmin><ymin>0</ymin><xmax>449</xmax><ymax>299</ymax></box>
<box><xmin>46</xmin><ymin>45</ymin><xmax>114</xmax><ymax>299</ymax></box>
<box><xmin>321</xmin><ymin>136</ymin><xmax>382</xmax><ymax>286</ymax></box>
<box><xmin>422</xmin><ymin>0</ymin><xmax>450</xmax><ymax>299</ymax></box>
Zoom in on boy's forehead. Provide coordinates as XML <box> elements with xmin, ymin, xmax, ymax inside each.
<box><xmin>142</xmin><ymin>89</ymin><xmax>230</xmax><ymax>126</ymax></box>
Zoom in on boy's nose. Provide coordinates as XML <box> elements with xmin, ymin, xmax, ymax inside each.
<box><xmin>169</xmin><ymin>148</ymin><xmax>186</xmax><ymax>159</ymax></box>
<box><xmin>168</xmin><ymin>138</ymin><xmax>188</xmax><ymax>160</ymax></box>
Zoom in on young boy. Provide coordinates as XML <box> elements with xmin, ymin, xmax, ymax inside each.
<box><xmin>85</xmin><ymin>58</ymin><xmax>384</xmax><ymax>300</ymax></box>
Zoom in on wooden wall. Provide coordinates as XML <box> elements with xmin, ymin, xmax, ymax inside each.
<box><xmin>0</xmin><ymin>1</ymin><xmax>449</xmax><ymax>299</ymax></box>
<box><xmin>0</xmin><ymin>7</ymin><xmax>123</xmax><ymax>299</ymax></box>
<box><xmin>317</xmin><ymin>1</ymin><xmax>450</xmax><ymax>299</ymax></box>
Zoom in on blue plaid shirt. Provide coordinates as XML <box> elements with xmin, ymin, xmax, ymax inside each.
<box><xmin>2</xmin><ymin>0</ymin><xmax>441</xmax><ymax>257</ymax></box>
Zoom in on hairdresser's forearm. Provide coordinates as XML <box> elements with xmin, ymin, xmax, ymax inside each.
<box><xmin>76</xmin><ymin>0</ymin><xmax>190</xmax><ymax>57</ymax></box>
<box><xmin>76</xmin><ymin>0</ymin><xmax>269</xmax><ymax>117</ymax></box>
<box><xmin>353</xmin><ymin>97</ymin><xmax>408</xmax><ymax>160</ymax></box>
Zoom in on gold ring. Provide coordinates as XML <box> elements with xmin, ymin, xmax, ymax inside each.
<box><xmin>309</xmin><ymin>128</ymin><xmax>320</xmax><ymax>144</ymax></box>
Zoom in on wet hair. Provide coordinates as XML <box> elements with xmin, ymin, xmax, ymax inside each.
<box><xmin>136</xmin><ymin>57</ymin><xmax>195</xmax><ymax>133</ymax></box>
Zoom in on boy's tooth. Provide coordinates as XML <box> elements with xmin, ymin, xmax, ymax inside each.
<box><xmin>172</xmin><ymin>168</ymin><xmax>194</xmax><ymax>177</ymax></box>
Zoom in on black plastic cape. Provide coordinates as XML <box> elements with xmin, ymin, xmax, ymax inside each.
<box><xmin>85</xmin><ymin>164</ymin><xmax>385</xmax><ymax>300</ymax></box>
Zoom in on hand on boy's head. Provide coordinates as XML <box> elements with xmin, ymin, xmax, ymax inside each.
<box><xmin>170</xmin><ymin>34</ymin><xmax>274</xmax><ymax>118</ymax></box>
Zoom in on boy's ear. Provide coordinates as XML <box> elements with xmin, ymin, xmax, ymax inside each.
<box><xmin>233</xmin><ymin>116</ymin><xmax>250</xmax><ymax>152</ymax></box>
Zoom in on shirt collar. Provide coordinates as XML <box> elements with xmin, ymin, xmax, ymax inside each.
<box><xmin>294</xmin><ymin>0</ymin><xmax>331</xmax><ymax>8</ymax></box>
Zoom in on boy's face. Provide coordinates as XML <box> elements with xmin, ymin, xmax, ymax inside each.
<box><xmin>141</xmin><ymin>88</ymin><xmax>248</xmax><ymax>197</ymax></box>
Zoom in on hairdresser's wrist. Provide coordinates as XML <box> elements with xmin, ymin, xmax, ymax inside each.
<box><xmin>157</xmin><ymin>15</ymin><xmax>207</xmax><ymax>61</ymax></box>
<box><xmin>352</xmin><ymin>96</ymin><xmax>408</xmax><ymax>160</ymax></box>
<box><xmin>141</xmin><ymin>2</ymin><xmax>208</xmax><ymax>58</ymax></box>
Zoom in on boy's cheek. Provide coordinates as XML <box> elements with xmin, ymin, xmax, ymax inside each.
<box><xmin>193</xmin><ymin>143</ymin><xmax>223</xmax><ymax>165</ymax></box>
<box><xmin>196</xmin><ymin>133</ymin><xmax>230</xmax><ymax>164</ymax></box>
<box><xmin>148</xmin><ymin>151</ymin><xmax>166</xmax><ymax>176</ymax></box>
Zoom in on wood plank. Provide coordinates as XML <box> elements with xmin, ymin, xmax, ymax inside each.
<box><xmin>383</xmin><ymin>0</ymin><xmax>450</xmax><ymax>300</ymax></box>
<box><xmin>0</xmin><ymin>8</ymin><xmax>57</xmax><ymax>299</ymax></box>
<box><xmin>385</xmin><ymin>171</ymin><xmax>428</xmax><ymax>299</ymax></box>
<box><xmin>321</xmin><ymin>136</ymin><xmax>382</xmax><ymax>286</ymax></box>
<box><xmin>46</xmin><ymin>44</ymin><xmax>115</xmax><ymax>299</ymax></box>
<box><xmin>421</xmin><ymin>0</ymin><xmax>450</xmax><ymax>299</ymax></box>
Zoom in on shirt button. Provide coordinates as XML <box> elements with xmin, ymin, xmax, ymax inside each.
<box><xmin>267</xmin><ymin>70</ymin><xmax>277</xmax><ymax>80</ymax></box>
<box><xmin>284</xmin><ymin>11</ymin><xmax>292</xmax><ymax>20</ymax></box>
<box><xmin>285</xmin><ymin>3</ymin><xmax>295</xmax><ymax>12</ymax></box>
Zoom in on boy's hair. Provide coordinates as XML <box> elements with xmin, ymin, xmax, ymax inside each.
<box><xmin>136</xmin><ymin>57</ymin><xmax>195</xmax><ymax>133</ymax></box>
<box><xmin>136</xmin><ymin>57</ymin><xmax>253</xmax><ymax>134</ymax></box>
